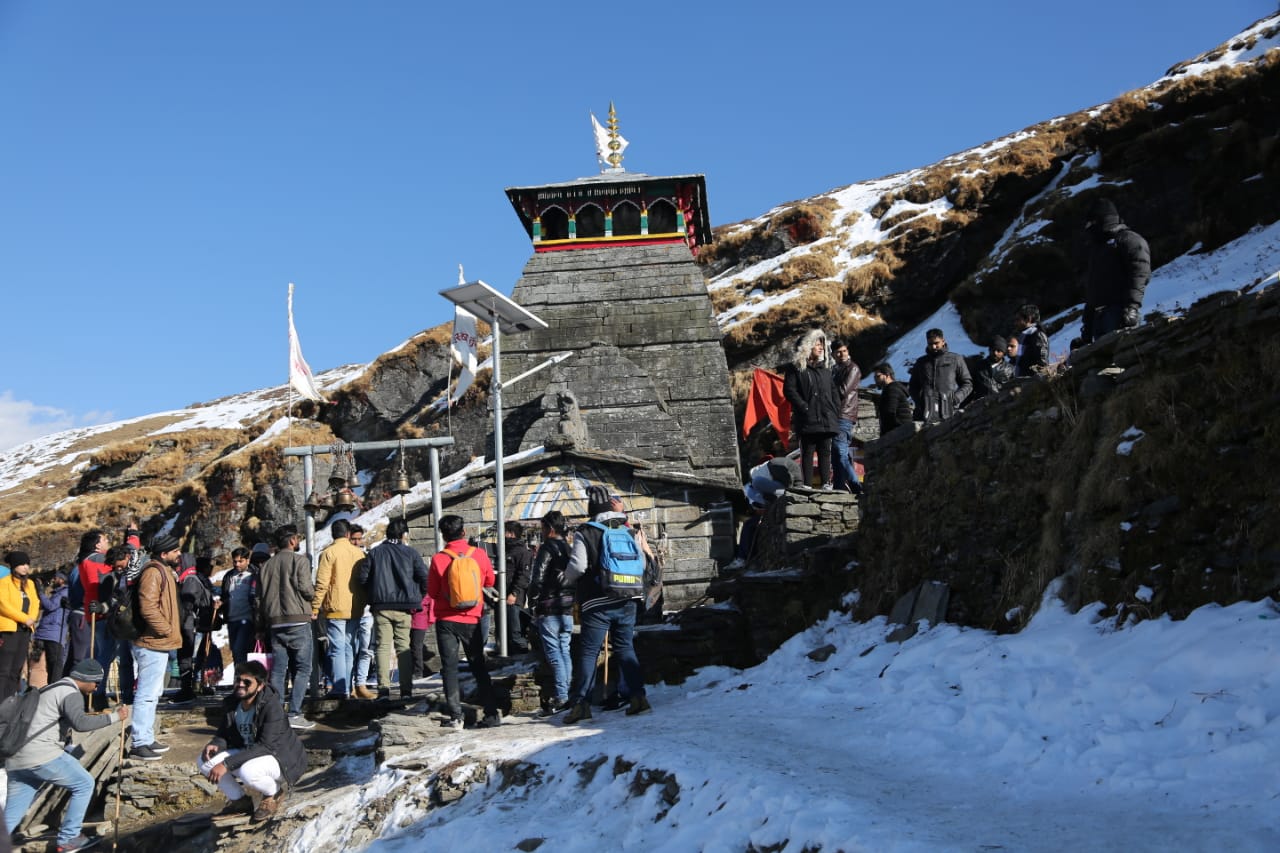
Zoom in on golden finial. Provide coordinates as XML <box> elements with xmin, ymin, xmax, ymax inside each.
<box><xmin>606</xmin><ymin>101</ymin><xmax>624</xmax><ymax>170</ymax></box>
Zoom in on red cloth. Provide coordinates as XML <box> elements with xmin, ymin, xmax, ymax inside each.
<box><xmin>742</xmin><ymin>368</ymin><xmax>791</xmax><ymax>448</ymax></box>
<box><xmin>427</xmin><ymin>539</ymin><xmax>495</xmax><ymax>625</ymax></box>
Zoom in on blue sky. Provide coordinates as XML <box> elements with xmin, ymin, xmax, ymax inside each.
<box><xmin>0</xmin><ymin>0</ymin><xmax>1271</xmax><ymax>450</ymax></box>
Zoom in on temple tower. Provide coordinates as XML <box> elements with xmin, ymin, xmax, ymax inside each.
<box><xmin>500</xmin><ymin>106</ymin><xmax>740</xmax><ymax>488</ymax></box>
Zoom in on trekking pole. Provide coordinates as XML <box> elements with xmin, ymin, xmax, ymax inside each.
<box><xmin>90</xmin><ymin>612</ymin><xmax>97</xmax><ymax>659</ymax></box>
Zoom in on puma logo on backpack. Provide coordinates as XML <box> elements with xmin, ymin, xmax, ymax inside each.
<box><xmin>444</xmin><ymin>547</ymin><xmax>482</xmax><ymax>610</ymax></box>
<box><xmin>588</xmin><ymin>521</ymin><xmax>646</xmax><ymax>599</ymax></box>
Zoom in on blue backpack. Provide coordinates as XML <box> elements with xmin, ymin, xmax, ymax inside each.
<box><xmin>587</xmin><ymin>522</ymin><xmax>645</xmax><ymax>599</ymax></box>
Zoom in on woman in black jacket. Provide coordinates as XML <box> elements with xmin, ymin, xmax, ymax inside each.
<box><xmin>783</xmin><ymin>328</ymin><xmax>840</xmax><ymax>489</ymax></box>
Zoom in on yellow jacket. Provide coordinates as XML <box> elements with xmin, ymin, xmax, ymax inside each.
<box><xmin>311</xmin><ymin>538</ymin><xmax>368</xmax><ymax>619</ymax></box>
<box><xmin>0</xmin><ymin>574</ymin><xmax>41</xmax><ymax>633</ymax></box>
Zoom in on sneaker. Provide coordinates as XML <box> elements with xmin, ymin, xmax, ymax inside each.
<box><xmin>165</xmin><ymin>694</ymin><xmax>195</xmax><ymax>707</ymax></box>
<box><xmin>439</xmin><ymin>717</ymin><xmax>463</xmax><ymax>731</ymax></box>
<box><xmin>146</xmin><ymin>742</ymin><xmax>171</xmax><ymax>754</ymax></box>
<box><xmin>563</xmin><ymin>701</ymin><xmax>592</xmax><ymax>725</ymax></box>
<box><xmin>600</xmin><ymin>694</ymin><xmax>628</xmax><ymax>712</ymax></box>
<box><xmin>475</xmin><ymin>713</ymin><xmax>501</xmax><ymax>729</ymax></box>
<box><xmin>129</xmin><ymin>745</ymin><xmax>164</xmax><ymax>762</ymax></box>
<box><xmin>821</xmin><ymin>483</ymin><xmax>834</xmax><ymax>492</ymax></box>
<box><xmin>352</xmin><ymin>685</ymin><xmax>378</xmax><ymax>700</ymax></box>
<box><xmin>288</xmin><ymin>714</ymin><xmax>315</xmax><ymax>730</ymax></box>
<box><xmin>56</xmin><ymin>835</ymin><xmax>99</xmax><ymax>853</ymax></box>
<box><xmin>625</xmin><ymin>695</ymin><xmax>652</xmax><ymax>716</ymax></box>
<box><xmin>539</xmin><ymin>698</ymin><xmax>569</xmax><ymax>717</ymax></box>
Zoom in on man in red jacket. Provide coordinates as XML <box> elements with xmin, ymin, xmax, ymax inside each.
<box><xmin>427</xmin><ymin>515</ymin><xmax>500</xmax><ymax>730</ymax></box>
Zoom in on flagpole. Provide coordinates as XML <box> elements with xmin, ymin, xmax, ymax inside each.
<box><xmin>287</xmin><ymin>284</ymin><xmax>294</xmax><ymax>451</ymax></box>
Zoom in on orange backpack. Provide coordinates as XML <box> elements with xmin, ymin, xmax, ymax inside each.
<box><xmin>445</xmin><ymin>547</ymin><xmax>482</xmax><ymax>610</ymax></box>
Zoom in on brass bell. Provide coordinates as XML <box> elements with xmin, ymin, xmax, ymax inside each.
<box><xmin>328</xmin><ymin>469</ymin><xmax>349</xmax><ymax>489</ymax></box>
<box><xmin>392</xmin><ymin>471</ymin><xmax>412</xmax><ymax>496</ymax></box>
<box><xmin>304</xmin><ymin>490</ymin><xmax>332</xmax><ymax>512</ymax></box>
<box><xmin>333</xmin><ymin>486</ymin><xmax>358</xmax><ymax>512</ymax></box>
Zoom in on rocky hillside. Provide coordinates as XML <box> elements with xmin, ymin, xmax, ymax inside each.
<box><xmin>1</xmin><ymin>14</ymin><xmax>1277</xmax><ymax>629</ymax></box>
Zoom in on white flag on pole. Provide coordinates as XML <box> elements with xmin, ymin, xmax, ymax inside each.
<box><xmin>449</xmin><ymin>305</ymin><xmax>479</xmax><ymax>403</ymax></box>
<box><xmin>288</xmin><ymin>283</ymin><xmax>327</xmax><ymax>403</ymax></box>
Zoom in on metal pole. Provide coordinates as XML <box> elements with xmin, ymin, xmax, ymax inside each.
<box><xmin>491</xmin><ymin>302</ymin><xmax>508</xmax><ymax>658</ymax></box>
<box><xmin>302</xmin><ymin>452</ymin><xmax>317</xmax><ymax>569</ymax></box>
<box><xmin>430</xmin><ymin>444</ymin><xmax>444</xmax><ymax>554</ymax></box>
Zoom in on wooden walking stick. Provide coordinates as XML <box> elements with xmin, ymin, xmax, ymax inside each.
<box><xmin>89</xmin><ymin>612</ymin><xmax>97</xmax><ymax>659</ymax></box>
<box><xmin>113</xmin><ymin>707</ymin><xmax>126</xmax><ymax>851</ymax></box>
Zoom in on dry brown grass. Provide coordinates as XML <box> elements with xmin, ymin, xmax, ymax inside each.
<box><xmin>869</xmin><ymin>193</ymin><xmax>895</xmax><ymax>219</ymax></box>
<box><xmin>843</xmin><ymin>260</ymin><xmax>895</xmax><ymax>299</ymax></box>
<box><xmin>710</xmin><ymin>286</ymin><xmax>746</xmax><ymax>315</ymax></box>
<box><xmin>901</xmin><ymin>171</ymin><xmax>950</xmax><ymax>205</ymax></box>
<box><xmin>777</xmin><ymin>252</ymin><xmax>837</xmax><ymax>287</ymax></box>
<box><xmin>839</xmin><ymin>210</ymin><xmax>863</xmax><ymax>229</ymax></box>
<box><xmin>723</xmin><ymin>279</ymin><xmax>847</xmax><ymax>351</ymax></box>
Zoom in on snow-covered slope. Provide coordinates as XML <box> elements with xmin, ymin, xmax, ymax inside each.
<box><xmin>287</xmin><ymin>589</ymin><xmax>1280</xmax><ymax>851</ymax></box>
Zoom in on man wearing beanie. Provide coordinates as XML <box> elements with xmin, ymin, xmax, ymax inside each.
<box><xmin>3</xmin><ymin>659</ymin><xmax>129</xmax><ymax>853</ymax></box>
<box><xmin>1079</xmin><ymin>197</ymin><xmax>1151</xmax><ymax>346</ymax></box>
<box><xmin>561</xmin><ymin>485</ymin><xmax>650</xmax><ymax>724</ymax></box>
<box><xmin>129</xmin><ymin>535</ymin><xmax>183</xmax><ymax>761</ymax></box>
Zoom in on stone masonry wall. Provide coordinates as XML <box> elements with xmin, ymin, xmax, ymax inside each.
<box><xmin>502</xmin><ymin>244</ymin><xmax>740</xmax><ymax>486</ymax></box>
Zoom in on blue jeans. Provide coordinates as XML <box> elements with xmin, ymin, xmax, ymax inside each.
<box><xmin>536</xmin><ymin>614</ymin><xmax>573</xmax><ymax>702</ymax></box>
<box><xmin>568</xmin><ymin>601</ymin><xmax>644</xmax><ymax>706</ymax></box>
<box><xmin>131</xmin><ymin>646</ymin><xmax>169</xmax><ymax>749</ymax></box>
<box><xmin>5</xmin><ymin>751</ymin><xmax>95</xmax><ymax>844</ymax></box>
<box><xmin>269</xmin><ymin>624</ymin><xmax>314</xmax><ymax>715</ymax></box>
<box><xmin>324</xmin><ymin>617</ymin><xmax>361</xmax><ymax>696</ymax></box>
<box><xmin>832</xmin><ymin>418</ymin><xmax>861</xmax><ymax>492</ymax></box>
<box><xmin>227</xmin><ymin>620</ymin><xmax>255</xmax><ymax>666</ymax></box>
<box><xmin>354</xmin><ymin>612</ymin><xmax>374</xmax><ymax>687</ymax></box>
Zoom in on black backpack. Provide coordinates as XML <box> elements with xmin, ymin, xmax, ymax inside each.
<box><xmin>0</xmin><ymin>684</ymin><xmax>61</xmax><ymax>762</ymax></box>
<box><xmin>102</xmin><ymin>572</ymin><xmax>141</xmax><ymax>641</ymax></box>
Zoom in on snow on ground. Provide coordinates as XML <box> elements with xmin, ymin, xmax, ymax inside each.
<box><xmin>287</xmin><ymin>588</ymin><xmax>1280</xmax><ymax>852</ymax></box>
<box><xmin>1158</xmin><ymin>14</ymin><xmax>1280</xmax><ymax>82</ymax></box>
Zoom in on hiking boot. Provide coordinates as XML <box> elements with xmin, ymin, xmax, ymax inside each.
<box><xmin>539</xmin><ymin>697</ymin><xmax>569</xmax><ymax>717</ymax></box>
<box><xmin>562</xmin><ymin>701</ymin><xmax>592</xmax><ymax>724</ymax></box>
<box><xmin>145</xmin><ymin>742</ymin><xmax>171</xmax><ymax>754</ymax></box>
<box><xmin>56</xmin><ymin>834</ymin><xmax>99</xmax><ymax>853</ymax></box>
<box><xmin>475</xmin><ymin>713</ymin><xmax>501</xmax><ymax>729</ymax></box>
<box><xmin>251</xmin><ymin>795</ymin><xmax>279</xmax><ymax>823</ymax></box>
<box><xmin>288</xmin><ymin>714</ymin><xmax>315</xmax><ymax>730</ymax></box>
<box><xmin>625</xmin><ymin>695</ymin><xmax>652</xmax><ymax>716</ymax></box>
<box><xmin>129</xmin><ymin>745</ymin><xmax>164</xmax><ymax>762</ymax></box>
<box><xmin>352</xmin><ymin>685</ymin><xmax>378</xmax><ymax>700</ymax></box>
<box><xmin>439</xmin><ymin>717</ymin><xmax>463</xmax><ymax>731</ymax></box>
<box><xmin>600</xmin><ymin>694</ymin><xmax>628</xmax><ymax>712</ymax></box>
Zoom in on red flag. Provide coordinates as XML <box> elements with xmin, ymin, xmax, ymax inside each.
<box><xmin>742</xmin><ymin>368</ymin><xmax>791</xmax><ymax>449</ymax></box>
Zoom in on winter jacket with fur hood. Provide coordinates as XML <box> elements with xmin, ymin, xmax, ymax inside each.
<box><xmin>783</xmin><ymin>329</ymin><xmax>840</xmax><ymax>436</ymax></box>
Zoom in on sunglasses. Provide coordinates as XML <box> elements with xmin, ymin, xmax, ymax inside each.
<box><xmin>236</xmin><ymin>678</ymin><xmax>257</xmax><ymax>687</ymax></box>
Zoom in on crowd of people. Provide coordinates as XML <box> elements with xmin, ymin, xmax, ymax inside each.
<box><xmin>2</xmin><ymin>482</ymin><xmax>659</xmax><ymax>845</ymax></box>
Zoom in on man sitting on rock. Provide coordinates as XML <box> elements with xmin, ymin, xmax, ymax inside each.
<box><xmin>199</xmin><ymin>660</ymin><xmax>308</xmax><ymax>823</ymax></box>
<box><xmin>3</xmin><ymin>660</ymin><xmax>128</xmax><ymax>853</ymax></box>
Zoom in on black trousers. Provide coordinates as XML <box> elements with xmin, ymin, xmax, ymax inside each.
<box><xmin>0</xmin><ymin>628</ymin><xmax>33</xmax><ymax>702</ymax></box>
<box><xmin>799</xmin><ymin>433</ymin><xmax>834</xmax><ymax>487</ymax></box>
<box><xmin>435</xmin><ymin>620</ymin><xmax>497</xmax><ymax>721</ymax></box>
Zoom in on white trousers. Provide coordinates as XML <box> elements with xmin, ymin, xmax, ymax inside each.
<box><xmin>197</xmin><ymin>750</ymin><xmax>283</xmax><ymax>800</ymax></box>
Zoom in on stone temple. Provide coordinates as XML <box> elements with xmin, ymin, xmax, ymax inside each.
<box><xmin>499</xmin><ymin>116</ymin><xmax>740</xmax><ymax>491</ymax></box>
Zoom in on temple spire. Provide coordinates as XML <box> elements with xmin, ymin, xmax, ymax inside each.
<box><xmin>591</xmin><ymin>102</ymin><xmax>629</xmax><ymax>173</ymax></box>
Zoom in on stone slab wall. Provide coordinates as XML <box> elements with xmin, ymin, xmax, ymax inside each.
<box><xmin>501</xmin><ymin>244</ymin><xmax>741</xmax><ymax>484</ymax></box>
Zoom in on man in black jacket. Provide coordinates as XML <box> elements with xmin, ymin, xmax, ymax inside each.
<box><xmin>872</xmin><ymin>363</ymin><xmax>914</xmax><ymax>436</ymax></box>
<box><xmin>199</xmin><ymin>660</ymin><xmax>307</xmax><ymax>823</ymax></box>
<box><xmin>503</xmin><ymin>521</ymin><xmax>534</xmax><ymax>654</ymax></box>
<box><xmin>358</xmin><ymin>518</ymin><xmax>428</xmax><ymax>699</ymax></box>
<box><xmin>1079</xmin><ymin>197</ymin><xmax>1151</xmax><ymax>346</ymax></box>
<box><xmin>908</xmin><ymin>329</ymin><xmax>973</xmax><ymax>425</ymax></box>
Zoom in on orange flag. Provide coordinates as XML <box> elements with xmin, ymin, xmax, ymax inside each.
<box><xmin>742</xmin><ymin>368</ymin><xmax>791</xmax><ymax>449</ymax></box>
